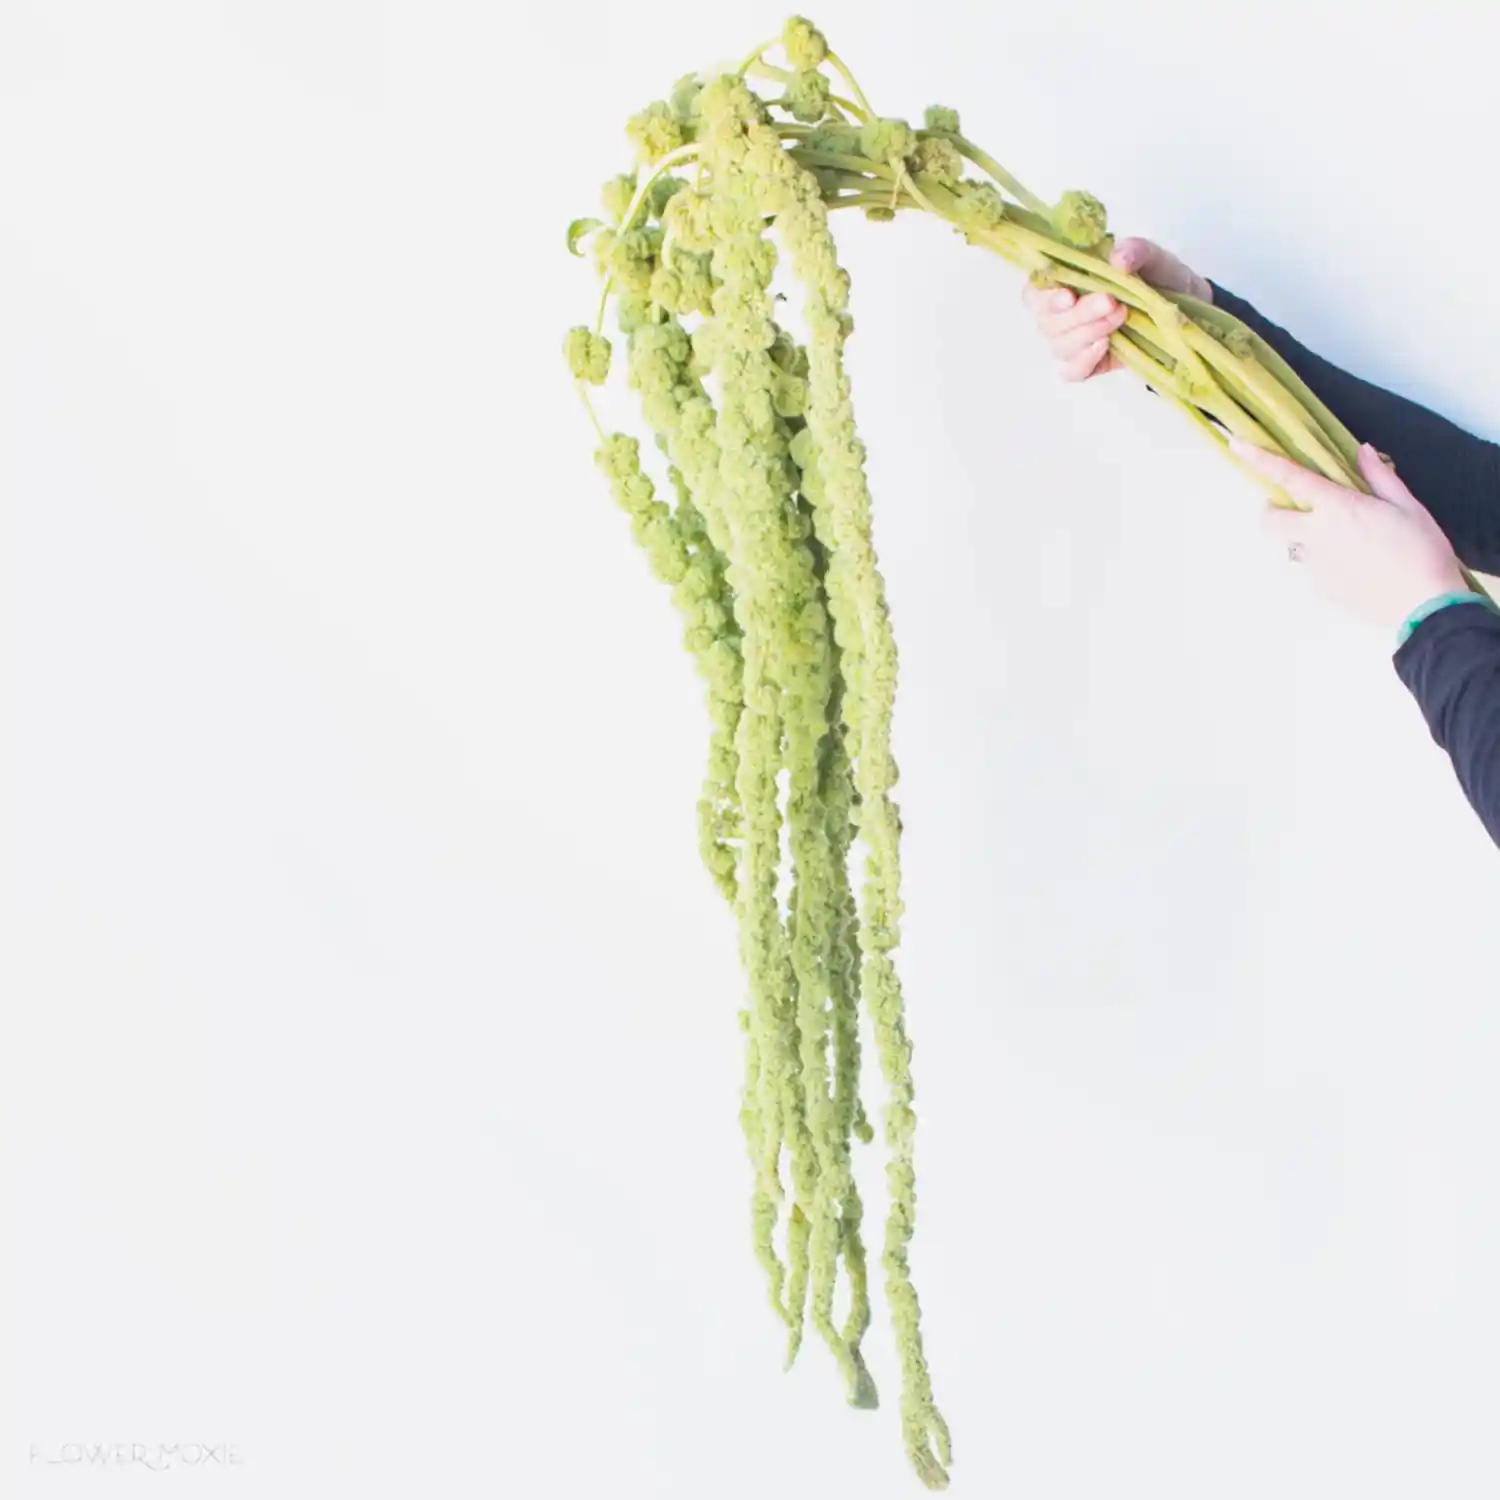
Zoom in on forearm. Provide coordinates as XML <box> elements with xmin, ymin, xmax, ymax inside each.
<box><xmin>1209</xmin><ymin>283</ymin><xmax>1500</xmax><ymax>577</ymax></box>
<box><xmin>1394</xmin><ymin>602</ymin><xmax>1500</xmax><ymax>848</ymax></box>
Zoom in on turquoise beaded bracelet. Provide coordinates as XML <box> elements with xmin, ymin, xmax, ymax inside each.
<box><xmin>1396</xmin><ymin>590</ymin><xmax>1498</xmax><ymax>649</ymax></box>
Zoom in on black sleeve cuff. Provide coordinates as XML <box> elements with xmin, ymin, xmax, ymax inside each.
<box><xmin>1394</xmin><ymin>601</ymin><xmax>1500</xmax><ymax>847</ymax></box>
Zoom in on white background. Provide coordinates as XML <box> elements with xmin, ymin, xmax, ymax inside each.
<box><xmin>4</xmin><ymin>1</ymin><xmax>1499</xmax><ymax>1495</ymax></box>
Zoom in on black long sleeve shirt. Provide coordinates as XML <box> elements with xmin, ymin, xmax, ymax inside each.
<box><xmin>1208</xmin><ymin>283</ymin><xmax>1500</xmax><ymax>848</ymax></box>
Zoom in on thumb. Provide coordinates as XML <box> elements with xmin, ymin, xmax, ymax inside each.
<box><xmin>1110</xmin><ymin>237</ymin><xmax>1208</xmax><ymax>300</ymax></box>
<box><xmin>1109</xmin><ymin>237</ymin><xmax>1157</xmax><ymax>277</ymax></box>
<box><xmin>1357</xmin><ymin>442</ymin><xmax>1422</xmax><ymax>511</ymax></box>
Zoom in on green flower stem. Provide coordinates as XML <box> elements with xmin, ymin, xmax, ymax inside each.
<box><xmin>788</xmin><ymin>147</ymin><xmax>895</xmax><ymax>179</ymax></box>
<box><xmin>1171</xmin><ymin>320</ymin><xmax>1355</xmax><ymax>484</ymax></box>
<box><xmin>823</xmin><ymin>51</ymin><xmax>875</xmax><ymax>119</ymax></box>
<box><xmin>591</xmin><ymin>277</ymin><xmax>613</xmax><ymax>338</ymax></box>
<box><xmin>1169</xmin><ymin>291</ymin><xmax>1363</xmax><ymax>476</ymax></box>
<box><xmin>736</xmin><ymin>36</ymin><xmax>782</xmax><ymax>75</ymax></box>
<box><xmin>955</xmin><ymin>195</ymin><xmax>1359</xmax><ymax>486</ymax></box>
<box><xmin>907</xmin><ymin>179</ymin><xmax>1046</xmax><ymax>272</ymax></box>
<box><xmin>1101</xmin><ymin>304</ymin><xmax>1303</xmax><ymax>460</ymax></box>
<box><xmin>616</xmin><ymin>142</ymin><xmax>704</xmax><ymax>231</ymax></box>
<box><xmin>1188</xmin><ymin>332</ymin><xmax>1349</xmax><ymax>479</ymax></box>
<box><xmin>1001</xmin><ymin>219</ymin><xmax>1218</xmax><ymax>388</ymax></box>
<box><xmin>1106</xmin><ymin>329</ymin><xmax>1301</xmax><ymax>506</ymax></box>
<box><xmin>1009</xmin><ymin>249</ymin><xmax>1318</xmax><ymax>470</ymax></box>
<box><xmin>1107</xmin><ymin>334</ymin><xmax>1291</xmax><ymax>484</ymax></box>
<box><xmin>1197</xmin><ymin>356</ymin><xmax>1310</xmax><ymax>463</ymax></box>
<box><xmin>1021</xmin><ymin>256</ymin><xmax>1140</xmax><ymax>311</ymax></box>
<box><xmin>1114</xmin><ymin>317</ymin><xmax>1182</xmax><ymax>376</ymax></box>
<box><xmin>924</xmin><ymin>188</ymin><xmax>1220</xmax><ymax>404</ymax></box>
<box><xmin>574</xmin><ymin>381</ymin><xmax>605</xmax><ymax>443</ymax></box>
<box><xmin>1029</xmin><ymin>249</ymin><xmax>1151</xmax><ymax>307</ymax></box>
<box><xmin>945</xmin><ymin>135</ymin><xmax>1048</xmax><ymax>216</ymax></box>
<box><xmin>996</xmin><ymin>201</ymin><xmax>1075</xmax><ymax>242</ymax></box>
<box><xmin>1111</xmin><ymin>327</ymin><xmax>1286</xmax><ymax>452</ymax></box>
<box><xmin>892</xmin><ymin>164</ymin><xmax>946</xmax><ymax>221</ymax></box>
<box><xmin>1107</xmin><ymin>329</ymin><xmax>1195</xmax><ymax>402</ymax></box>
<box><xmin>750</xmin><ymin>61</ymin><xmax>868</xmax><ymax>120</ymax></box>
<box><xmin>828</xmin><ymin>93</ymin><xmax>868</xmax><ymax>122</ymax></box>
<box><xmin>933</xmin><ymin>192</ymin><xmax>1220</xmax><ymax>394</ymax></box>
<box><xmin>825</xmin><ymin>191</ymin><xmax>924</xmax><ymax>213</ymax></box>
<box><xmin>780</xmin><ymin>154</ymin><xmax>1342</xmax><ymax>530</ymax></box>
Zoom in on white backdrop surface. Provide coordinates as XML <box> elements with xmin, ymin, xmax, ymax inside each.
<box><xmin>3</xmin><ymin>2</ymin><xmax>1500</xmax><ymax>1496</ymax></box>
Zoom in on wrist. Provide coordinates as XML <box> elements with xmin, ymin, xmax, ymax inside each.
<box><xmin>1395</xmin><ymin>588</ymin><xmax>1497</xmax><ymax>648</ymax></box>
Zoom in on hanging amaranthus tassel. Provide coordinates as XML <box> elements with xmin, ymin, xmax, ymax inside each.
<box><xmin>562</xmin><ymin>12</ymin><xmax>1454</xmax><ymax>1489</ymax></box>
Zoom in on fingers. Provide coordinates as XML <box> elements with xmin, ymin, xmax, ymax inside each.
<box><xmin>1051</xmin><ymin>303</ymin><xmax>1129</xmax><ymax>362</ymax></box>
<box><xmin>1357</xmin><ymin>441</ymin><xmax>1421</xmax><ymax>512</ymax></box>
<box><xmin>1228</xmin><ymin>435</ymin><xmax>1350</xmax><ymax>514</ymax></box>
<box><xmin>1060</xmin><ymin>337</ymin><xmax>1113</xmax><ymax>382</ymax></box>
<box><xmin>1022</xmin><ymin>282</ymin><xmax>1118</xmax><ymax>331</ymax></box>
<box><xmin>1022</xmin><ymin>283</ymin><xmax>1127</xmax><ymax>382</ymax></box>
<box><xmin>1109</xmin><ymin>237</ymin><xmax>1157</xmax><ymax>277</ymax></box>
<box><xmin>1021</xmin><ymin>280</ymin><xmax>1064</xmax><ymax>316</ymax></box>
<box><xmin>1041</xmin><ymin>290</ymin><xmax>1121</xmax><ymax>338</ymax></box>
<box><xmin>1109</xmin><ymin>236</ymin><xmax>1211</xmax><ymax>300</ymax></box>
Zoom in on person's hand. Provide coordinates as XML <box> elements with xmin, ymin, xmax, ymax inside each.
<box><xmin>1229</xmin><ymin>437</ymin><xmax>1469</xmax><ymax>630</ymax></box>
<box><xmin>1021</xmin><ymin>238</ymin><xmax>1213</xmax><ymax>382</ymax></box>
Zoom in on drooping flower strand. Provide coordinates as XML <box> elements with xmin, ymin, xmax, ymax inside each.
<box><xmin>771</xmin><ymin>336</ymin><xmax>877</xmax><ymax>1395</ymax></box>
<box><xmin>808</xmin><ymin>514</ymin><xmax>877</xmax><ymax>1390</ymax></box>
<box><xmin>746</xmin><ymin>109</ymin><xmax>952</xmax><ymax>1487</ymax></box>
<box><xmin>700</xmin><ymin>76</ymin><xmax>885</xmax><ymax>1399</ymax></box>
<box><xmin>665</xmin><ymin>463</ymin><xmax>743</xmax><ymax>903</ymax></box>
<box><xmin>592</xmin><ymin>152</ymin><xmax>797</xmax><ymax>1322</ymax></box>
<box><xmin>699</xmin><ymin>79</ymin><xmax>843</xmax><ymax>1379</ymax></box>
<box><xmin>738</xmin><ymin>1006</ymin><xmax>788</xmax><ymax>1327</ymax></box>
<box><xmin>623</xmin><ymin>316</ymin><xmax>745</xmax><ymax>905</ymax></box>
<box><xmin>622</xmin><ymin>315</ymin><xmax>794</xmax><ymax>1313</ymax></box>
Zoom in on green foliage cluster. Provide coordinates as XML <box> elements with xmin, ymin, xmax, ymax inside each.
<box><xmin>565</xmin><ymin>14</ymin><xmax>1382</xmax><ymax>1488</ymax></box>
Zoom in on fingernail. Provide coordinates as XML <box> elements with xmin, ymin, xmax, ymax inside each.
<box><xmin>1053</xmin><ymin>291</ymin><xmax>1072</xmax><ymax>309</ymax></box>
<box><xmin>1083</xmin><ymin>293</ymin><xmax>1112</xmax><ymax>316</ymax></box>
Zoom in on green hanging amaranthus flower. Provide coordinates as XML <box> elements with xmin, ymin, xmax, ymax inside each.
<box><xmin>1051</xmin><ymin>187</ymin><xmax>1110</xmax><ymax>249</ymax></box>
<box><xmin>784</xmin><ymin>67</ymin><xmax>832</xmax><ymax>123</ymax></box>
<box><xmin>627</xmin><ymin>99</ymin><xmax>687</xmax><ymax>163</ymax></box>
<box><xmin>565</xmin><ymin>13</ymin><xmax>1403</xmax><ymax>1491</ymax></box>
<box><xmin>562</xmin><ymin>326</ymin><xmax>611</xmax><ymax>384</ymax></box>
<box><xmin>702</xmin><ymin>75</ymin><xmax>883</xmax><ymax>1404</ymax></box>
<box><xmin>740</xmin><ymin>108</ymin><xmax>950</xmax><ymax>1487</ymax></box>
